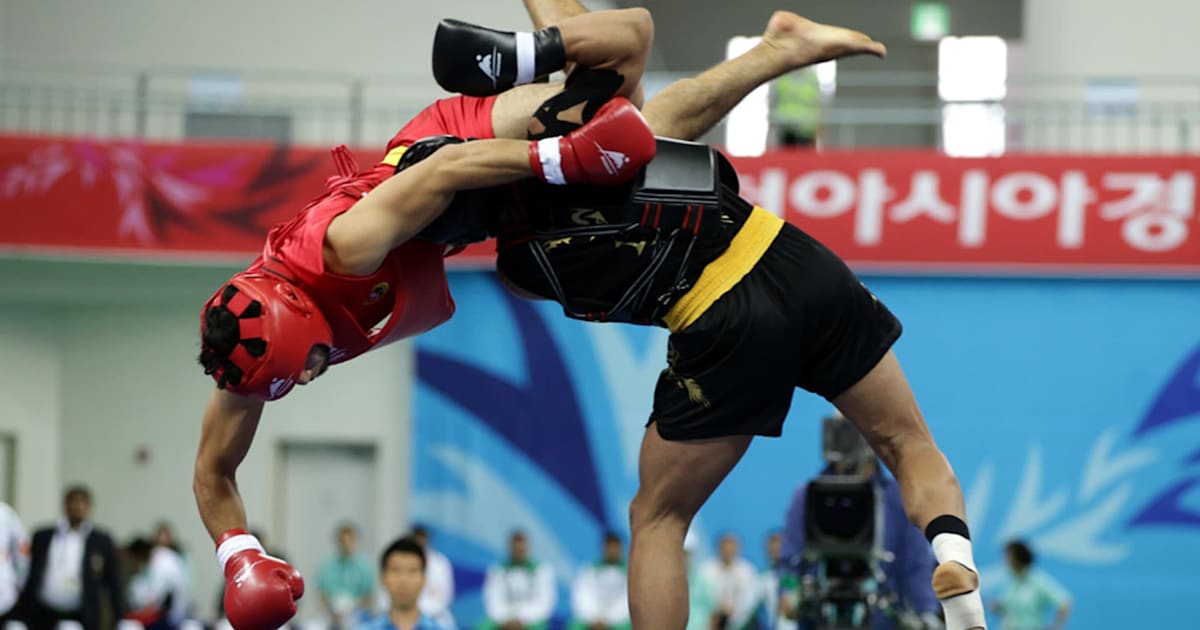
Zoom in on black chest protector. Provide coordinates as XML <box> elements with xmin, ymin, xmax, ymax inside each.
<box><xmin>498</xmin><ymin>138</ymin><xmax>748</xmax><ymax>326</ymax></box>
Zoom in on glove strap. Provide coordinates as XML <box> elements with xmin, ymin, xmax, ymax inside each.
<box><xmin>216</xmin><ymin>529</ymin><xmax>265</xmax><ymax>572</ymax></box>
<box><xmin>515</xmin><ymin>32</ymin><xmax>537</xmax><ymax>86</ymax></box>
<box><xmin>536</xmin><ymin>138</ymin><xmax>566</xmax><ymax>185</ymax></box>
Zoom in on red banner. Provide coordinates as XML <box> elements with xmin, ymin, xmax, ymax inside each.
<box><xmin>730</xmin><ymin>151</ymin><xmax>1200</xmax><ymax>276</ymax></box>
<box><xmin>2</xmin><ymin>134</ymin><xmax>1198</xmax><ymax>275</ymax></box>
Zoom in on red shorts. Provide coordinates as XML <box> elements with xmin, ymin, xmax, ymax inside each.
<box><xmin>386</xmin><ymin>94</ymin><xmax>499</xmax><ymax>153</ymax></box>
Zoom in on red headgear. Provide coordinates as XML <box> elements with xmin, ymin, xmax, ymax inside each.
<box><xmin>200</xmin><ymin>273</ymin><xmax>333</xmax><ymax>401</ymax></box>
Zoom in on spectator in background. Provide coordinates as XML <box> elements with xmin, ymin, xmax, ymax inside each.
<box><xmin>124</xmin><ymin>537</ymin><xmax>189</xmax><ymax>630</ymax></box>
<box><xmin>0</xmin><ymin>500</ymin><xmax>29</xmax><ymax>621</ymax></box>
<box><xmin>317</xmin><ymin>522</ymin><xmax>376</xmax><ymax>629</ymax></box>
<box><xmin>684</xmin><ymin>529</ymin><xmax>714</xmax><ymax>630</ymax></box>
<box><xmin>699</xmin><ymin>533</ymin><xmax>759</xmax><ymax>630</ymax></box>
<box><xmin>990</xmin><ymin>541</ymin><xmax>1072</xmax><ymax>630</ymax></box>
<box><xmin>15</xmin><ymin>485</ymin><xmax>124</xmax><ymax>630</ymax></box>
<box><xmin>781</xmin><ymin>414</ymin><xmax>940</xmax><ymax>630</ymax></box>
<box><xmin>480</xmin><ymin>530</ymin><xmax>555</xmax><ymax>630</ymax></box>
<box><xmin>773</xmin><ymin>66</ymin><xmax>822</xmax><ymax>147</ymax></box>
<box><xmin>153</xmin><ymin>522</ymin><xmax>193</xmax><ymax>597</ymax></box>
<box><xmin>411</xmin><ymin>525</ymin><xmax>455</xmax><ymax>629</ymax></box>
<box><xmin>569</xmin><ymin>532</ymin><xmax>629</xmax><ymax>630</ymax></box>
<box><xmin>361</xmin><ymin>537</ymin><xmax>447</xmax><ymax>630</ymax></box>
<box><xmin>758</xmin><ymin>531</ymin><xmax>794</xmax><ymax>630</ymax></box>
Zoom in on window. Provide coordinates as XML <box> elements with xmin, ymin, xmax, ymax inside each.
<box><xmin>938</xmin><ymin>36</ymin><xmax>1007</xmax><ymax>156</ymax></box>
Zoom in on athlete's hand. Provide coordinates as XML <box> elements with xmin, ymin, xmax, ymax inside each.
<box><xmin>529</xmin><ymin>97</ymin><xmax>655</xmax><ymax>186</ymax></box>
<box><xmin>760</xmin><ymin>10</ymin><xmax>886</xmax><ymax>69</ymax></box>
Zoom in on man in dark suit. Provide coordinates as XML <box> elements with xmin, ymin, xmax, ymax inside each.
<box><xmin>16</xmin><ymin>485</ymin><xmax>125</xmax><ymax>630</ymax></box>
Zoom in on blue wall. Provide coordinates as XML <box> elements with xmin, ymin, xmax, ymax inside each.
<box><xmin>413</xmin><ymin>271</ymin><xmax>1200</xmax><ymax>629</ymax></box>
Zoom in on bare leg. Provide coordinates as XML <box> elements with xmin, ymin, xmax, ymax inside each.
<box><xmin>831</xmin><ymin>350</ymin><xmax>981</xmax><ymax>626</ymax></box>
<box><xmin>643</xmin><ymin>11</ymin><xmax>885</xmax><ymax>141</ymax></box>
<box><xmin>832</xmin><ymin>350</ymin><xmax>963</xmax><ymax>529</ymax></box>
<box><xmin>628</xmin><ymin>428</ymin><xmax>752</xmax><ymax>630</ymax></box>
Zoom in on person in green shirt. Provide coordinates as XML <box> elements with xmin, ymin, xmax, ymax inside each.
<box><xmin>990</xmin><ymin>541</ymin><xmax>1072</xmax><ymax>630</ymax></box>
<box><xmin>317</xmin><ymin>522</ymin><xmax>377</xmax><ymax>629</ymax></box>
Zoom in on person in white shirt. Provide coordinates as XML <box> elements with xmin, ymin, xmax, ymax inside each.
<box><xmin>412</xmin><ymin>525</ymin><xmax>456</xmax><ymax>629</ymax></box>
<box><xmin>125</xmin><ymin>537</ymin><xmax>190</xmax><ymax>630</ymax></box>
<box><xmin>699</xmin><ymin>533</ymin><xmax>760</xmax><ymax>630</ymax></box>
<box><xmin>480</xmin><ymin>531</ymin><xmax>556</xmax><ymax>630</ymax></box>
<box><xmin>759</xmin><ymin>531</ymin><xmax>796</xmax><ymax>630</ymax></box>
<box><xmin>0</xmin><ymin>501</ymin><xmax>29</xmax><ymax>619</ymax></box>
<box><xmin>569</xmin><ymin>532</ymin><xmax>628</xmax><ymax>630</ymax></box>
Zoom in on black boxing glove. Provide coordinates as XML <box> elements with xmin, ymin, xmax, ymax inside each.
<box><xmin>432</xmin><ymin>19</ymin><xmax>566</xmax><ymax>97</ymax></box>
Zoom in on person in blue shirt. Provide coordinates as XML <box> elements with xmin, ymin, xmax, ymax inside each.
<box><xmin>990</xmin><ymin>540</ymin><xmax>1071</xmax><ymax>630</ymax></box>
<box><xmin>361</xmin><ymin>537</ymin><xmax>449</xmax><ymax>630</ymax></box>
<box><xmin>780</xmin><ymin>414</ymin><xmax>941</xmax><ymax>630</ymax></box>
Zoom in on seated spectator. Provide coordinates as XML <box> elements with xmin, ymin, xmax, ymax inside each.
<box><xmin>699</xmin><ymin>533</ymin><xmax>759</xmax><ymax>630</ymax></box>
<box><xmin>153</xmin><ymin>523</ymin><xmax>193</xmax><ymax>589</ymax></box>
<box><xmin>759</xmin><ymin>531</ymin><xmax>795</xmax><ymax>630</ymax></box>
<box><xmin>360</xmin><ymin>537</ymin><xmax>449</xmax><ymax>630</ymax></box>
<box><xmin>479</xmin><ymin>530</ymin><xmax>556</xmax><ymax>630</ymax></box>
<box><xmin>317</xmin><ymin>522</ymin><xmax>376</xmax><ymax>629</ymax></box>
<box><xmin>412</xmin><ymin>525</ymin><xmax>456</xmax><ymax>629</ymax></box>
<box><xmin>569</xmin><ymin>532</ymin><xmax>628</xmax><ymax>630</ymax></box>
<box><xmin>684</xmin><ymin>529</ymin><xmax>714</xmax><ymax>630</ymax></box>
<box><xmin>125</xmin><ymin>537</ymin><xmax>189</xmax><ymax>630</ymax></box>
<box><xmin>0</xmin><ymin>500</ymin><xmax>29</xmax><ymax>621</ymax></box>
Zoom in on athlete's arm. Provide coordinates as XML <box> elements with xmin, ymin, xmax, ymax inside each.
<box><xmin>194</xmin><ymin>388</ymin><xmax>265</xmax><ymax>541</ymax></box>
<box><xmin>522</xmin><ymin>0</ymin><xmax>588</xmax><ymax>30</ymax></box>
<box><xmin>642</xmin><ymin>11</ymin><xmax>884</xmax><ymax>141</ymax></box>
<box><xmin>329</xmin><ymin>102</ymin><xmax>655</xmax><ymax>276</ymax></box>
<box><xmin>326</xmin><ymin>140</ymin><xmax>538</xmax><ymax>275</ymax></box>
<box><xmin>519</xmin><ymin>0</ymin><xmax>646</xmax><ymax>105</ymax></box>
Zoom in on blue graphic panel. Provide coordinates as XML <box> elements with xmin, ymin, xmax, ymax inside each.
<box><xmin>415</xmin><ymin>272</ymin><xmax>1200</xmax><ymax>629</ymax></box>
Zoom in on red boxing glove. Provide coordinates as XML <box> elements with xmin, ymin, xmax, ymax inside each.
<box><xmin>529</xmin><ymin>97</ymin><xmax>656</xmax><ymax>186</ymax></box>
<box><xmin>217</xmin><ymin>530</ymin><xmax>304</xmax><ymax>630</ymax></box>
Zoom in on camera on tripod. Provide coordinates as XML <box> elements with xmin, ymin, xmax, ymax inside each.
<box><xmin>791</xmin><ymin>414</ymin><xmax>891</xmax><ymax>630</ymax></box>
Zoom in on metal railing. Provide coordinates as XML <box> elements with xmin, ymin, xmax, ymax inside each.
<box><xmin>2</xmin><ymin>61</ymin><xmax>1198</xmax><ymax>153</ymax></box>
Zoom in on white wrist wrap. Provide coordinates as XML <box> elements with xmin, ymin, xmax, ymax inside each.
<box><xmin>515</xmin><ymin>32</ymin><xmax>536</xmax><ymax>86</ymax></box>
<box><xmin>931</xmin><ymin>533</ymin><xmax>986</xmax><ymax>629</ymax></box>
<box><xmin>536</xmin><ymin>138</ymin><xmax>566</xmax><ymax>185</ymax></box>
<box><xmin>216</xmin><ymin>533</ymin><xmax>264</xmax><ymax>572</ymax></box>
<box><xmin>931</xmin><ymin>532</ymin><xmax>977</xmax><ymax>574</ymax></box>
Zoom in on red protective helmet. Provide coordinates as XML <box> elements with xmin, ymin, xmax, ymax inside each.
<box><xmin>200</xmin><ymin>273</ymin><xmax>333</xmax><ymax>401</ymax></box>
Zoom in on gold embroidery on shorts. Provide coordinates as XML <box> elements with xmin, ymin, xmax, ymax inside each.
<box><xmin>542</xmin><ymin>237</ymin><xmax>573</xmax><ymax>251</ymax></box>
<box><xmin>665</xmin><ymin>344</ymin><xmax>710</xmax><ymax>408</ymax></box>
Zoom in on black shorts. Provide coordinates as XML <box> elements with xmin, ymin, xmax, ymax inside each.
<box><xmin>650</xmin><ymin>222</ymin><xmax>902</xmax><ymax>441</ymax></box>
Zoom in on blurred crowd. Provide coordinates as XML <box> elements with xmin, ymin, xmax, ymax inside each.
<box><xmin>0</xmin><ymin>458</ymin><xmax>1071</xmax><ymax>630</ymax></box>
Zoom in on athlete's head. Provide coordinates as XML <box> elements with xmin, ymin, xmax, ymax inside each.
<box><xmin>198</xmin><ymin>273</ymin><xmax>333</xmax><ymax>400</ymax></box>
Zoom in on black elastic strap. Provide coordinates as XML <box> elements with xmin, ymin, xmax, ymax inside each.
<box><xmin>925</xmin><ymin>514</ymin><xmax>971</xmax><ymax>542</ymax></box>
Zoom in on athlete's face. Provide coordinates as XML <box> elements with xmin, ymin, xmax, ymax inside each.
<box><xmin>297</xmin><ymin>346</ymin><xmax>330</xmax><ymax>385</ymax></box>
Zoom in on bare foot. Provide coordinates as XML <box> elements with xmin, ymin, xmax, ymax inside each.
<box><xmin>760</xmin><ymin>10</ymin><xmax>886</xmax><ymax>69</ymax></box>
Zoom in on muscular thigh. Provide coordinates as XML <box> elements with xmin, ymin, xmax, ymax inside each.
<box><xmin>491</xmin><ymin>82</ymin><xmax>567</xmax><ymax>139</ymax></box>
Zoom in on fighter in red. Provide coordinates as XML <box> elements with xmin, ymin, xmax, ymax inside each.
<box><xmin>192</xmin><ymin>9</ymin><xmax>656</xmax><ymax>630</ymax></box>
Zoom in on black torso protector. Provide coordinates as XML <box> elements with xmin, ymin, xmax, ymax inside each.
<box><xmin>497</xmin><ymin>138</ymin><xmax>750</xmax><ymax>326</ymax></box>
